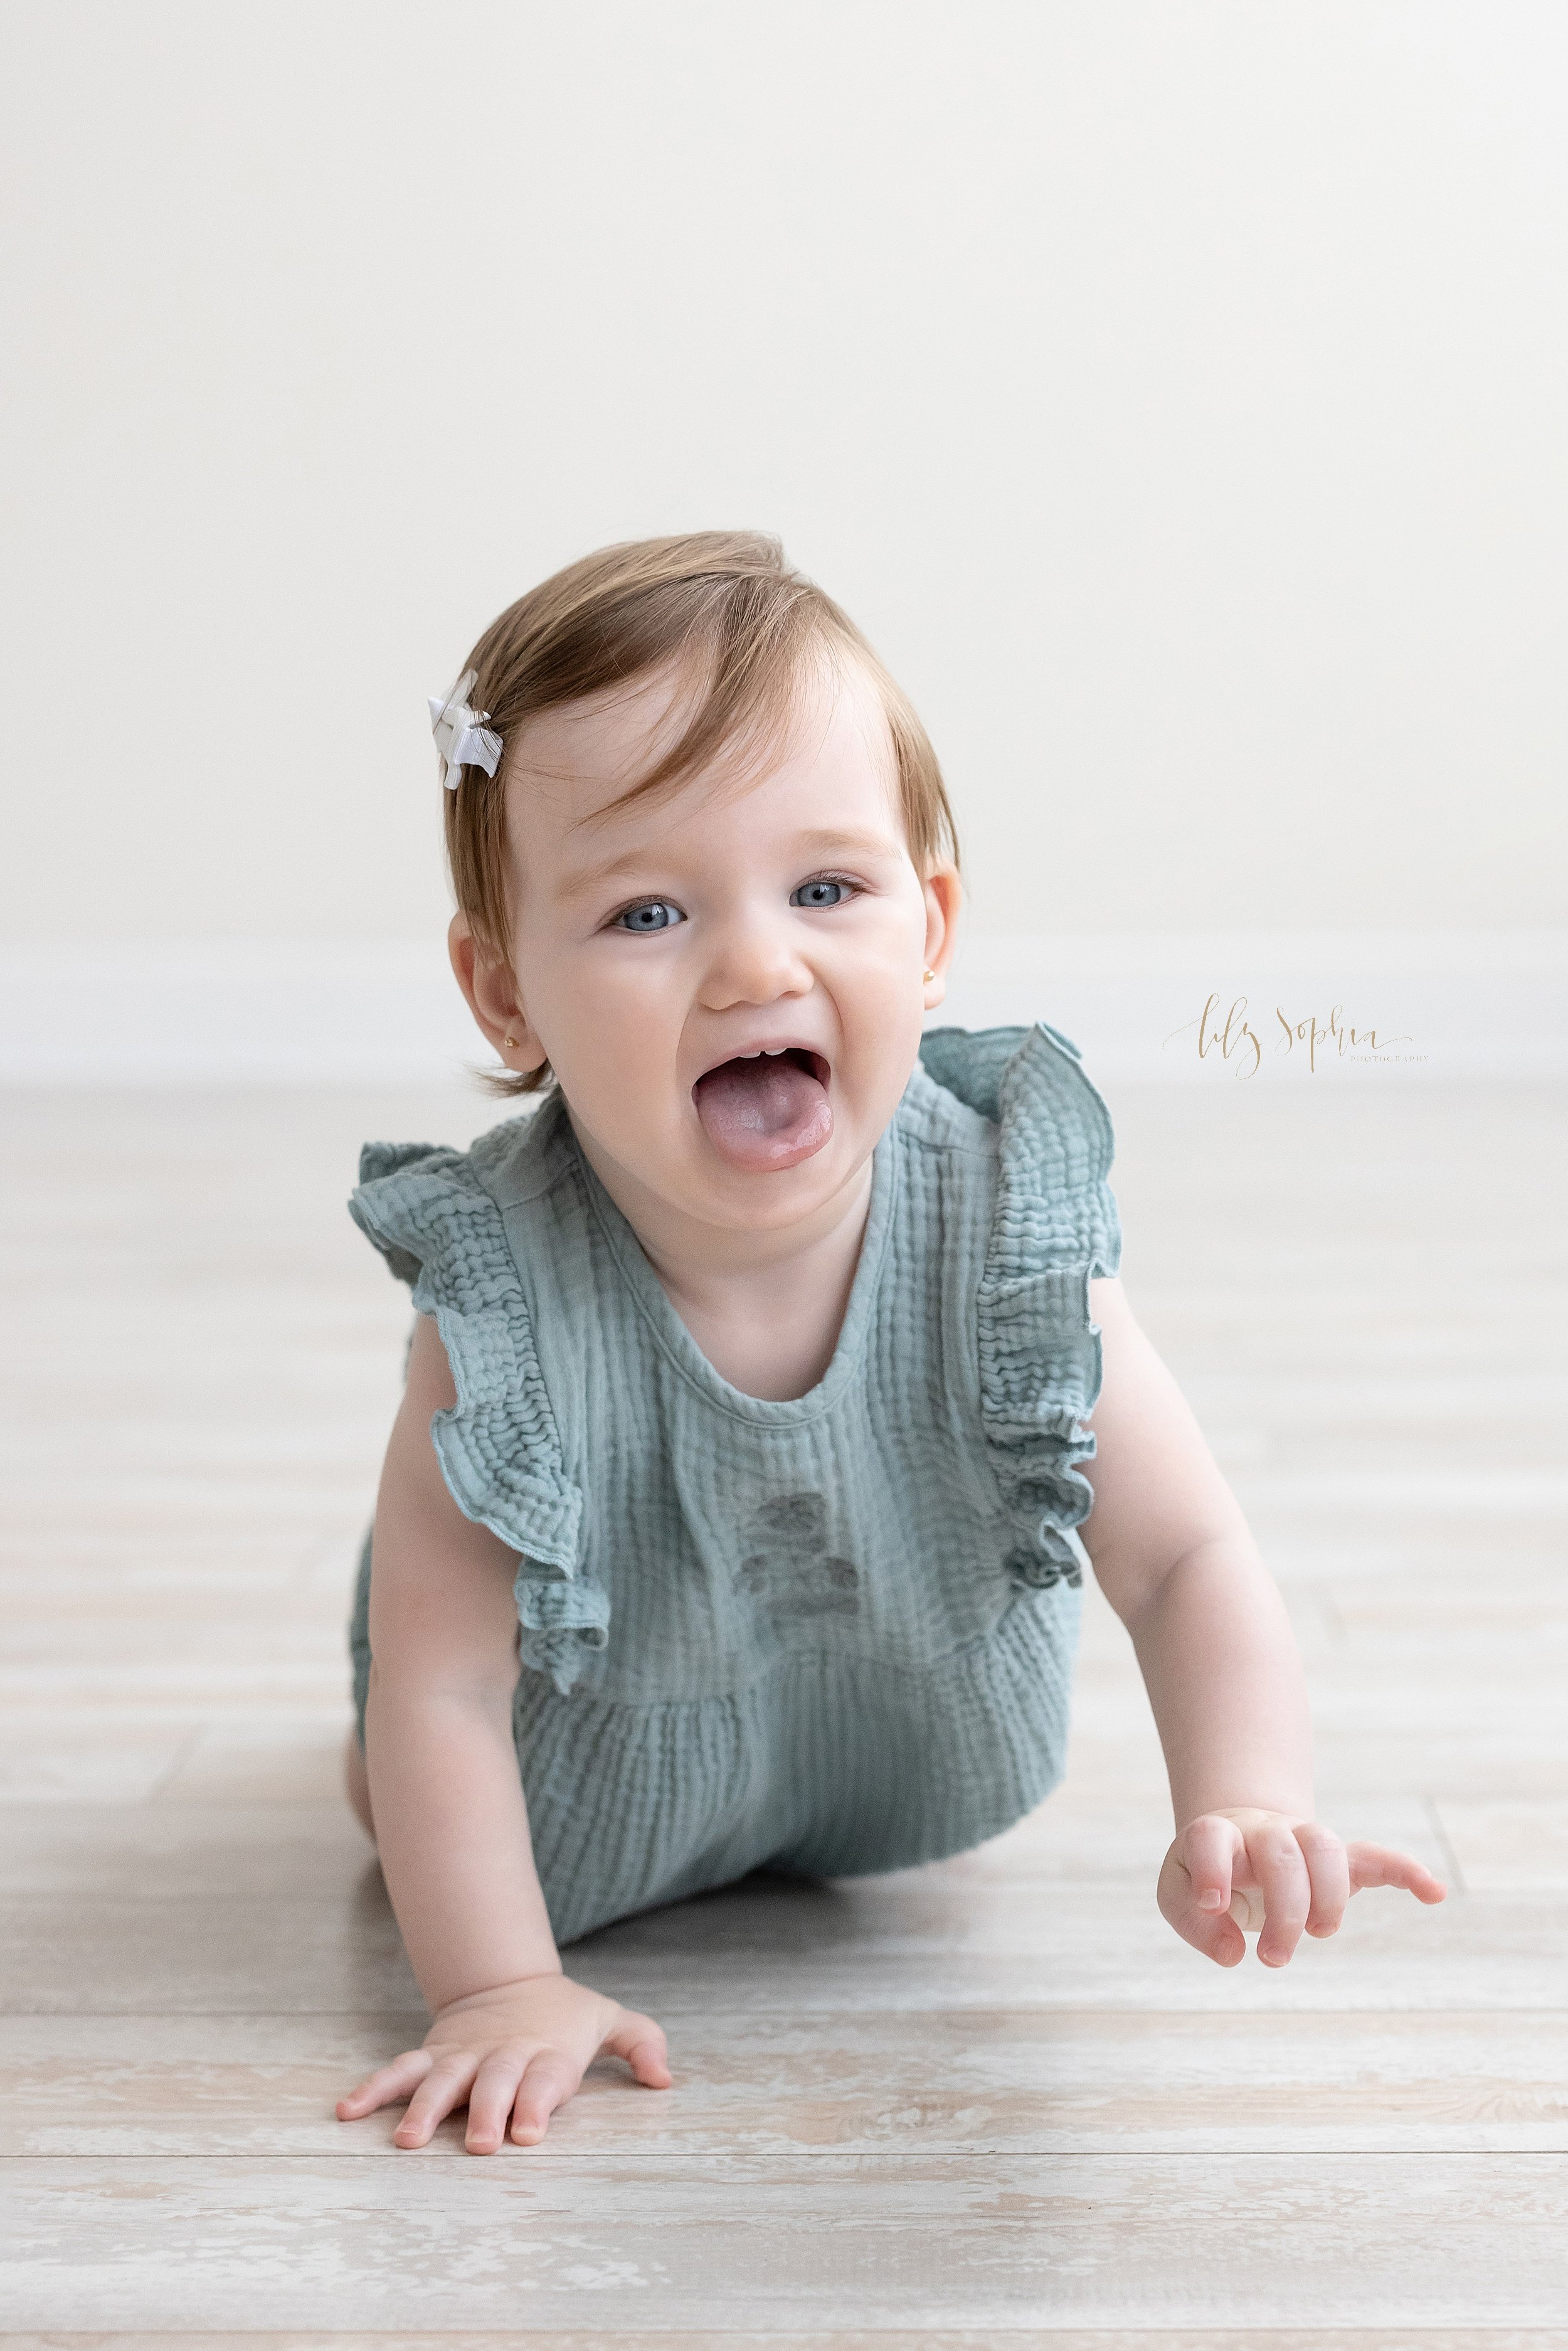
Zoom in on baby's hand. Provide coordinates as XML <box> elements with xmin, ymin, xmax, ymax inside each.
<box><xmin>1157</xmin><ymin>1807</ymin><xmax>1447</xmax><ymax>1968</ymax></box>
<box><xmin>336</xmin><ymin>1972</ymin><xmax>672</xmax><ymax>2153</ymax></box>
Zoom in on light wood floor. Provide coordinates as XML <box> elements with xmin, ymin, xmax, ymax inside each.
<box><xmin>1</xmin><ymin>1075</ymin><xmax>1565</xmax><ymax>2343</ymax></box>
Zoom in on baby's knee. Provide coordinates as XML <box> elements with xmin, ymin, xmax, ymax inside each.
<box><xmin>343</xmin><ymin>1728</ymin><xmax>376</xmax><ymax>1841</ymax></box>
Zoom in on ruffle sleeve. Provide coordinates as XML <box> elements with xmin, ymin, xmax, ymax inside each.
<box><xmin>922</xmin><ymin>1021</ymin><xmax>1123</xmax><ymax>1594</ymax></box>
<box><xmin>348</xmin><ymin>1137</ymin><xmax>606</xmax><ymax>1694</ymax></box>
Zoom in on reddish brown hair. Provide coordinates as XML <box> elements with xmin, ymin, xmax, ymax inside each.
<box><xmin>443</xmin><ymin>531</ymin><xmax>958</xmax><ymax>1095</ymax></box>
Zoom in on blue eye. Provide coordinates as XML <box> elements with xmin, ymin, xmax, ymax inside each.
<box><xmin>791</xmin><ymin>879</ymin><xmax>849</xmax><ymax>909</ymax></box>
<box><xmin>614</xmin><ymin>900</ymin><xmax>684</xmax><ymax>933</ymax></box>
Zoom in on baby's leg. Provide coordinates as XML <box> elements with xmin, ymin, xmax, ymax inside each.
<box><xmin>344</xmin><ymin>1729</ymin><xmax>375</xmax><ymax>1840</ymax></box>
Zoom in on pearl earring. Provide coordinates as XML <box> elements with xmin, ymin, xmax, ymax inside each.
<box><xmin>923</xmin><ymin>968</ymin><xmax>937</xmax><ymax>984</ymax></box>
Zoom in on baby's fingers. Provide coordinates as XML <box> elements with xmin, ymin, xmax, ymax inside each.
<box><xmin>602</xmin><ymin>2009</ymin><xmax>673</xmax><ymax>2088</ymax></box>
<box><xmin>1243</xmin><ymin>1822</ymin><xmax>1312</xmax><ymax>1968</ymax></box>
<box><xmin>395</xmin><ymin>2053</ymin><xmax>480</xmax><ymax>2149</ymax></box>
<box><xmin>1345</xmin><ymin>1841</ymin><xmax>1448</xmax><ymax>1904</ymax></box>
<box><xmin>510</xmin><ymin>2048</ymin><xmax>584</xmax><ymax>2145</ymax></box>
<box><xmin>1177</xmin><ymin>1814</ymin><xmax>1241</xmax><ymax>1917</ymax></box>
<box><xmin>466</xmin><ymin>2047</ymin><xmax>531</xmax><ymax>2155</ymax></box>
<box><xmin>336</xmin><ymin>2047</ymin><xmax>433</xmax><ymax>2122</ymax></box>
<box><xmin>1158</xmin><ymin>1822</ymin><xmax>1245</xmax><ymax>1965</ymax></box>
<box><xmin>1296</xmin><ymin>1822</ymin><xmax>1352</xmax><ymax>1940</ymax></box>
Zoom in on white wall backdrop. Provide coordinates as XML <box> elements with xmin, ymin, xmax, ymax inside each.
<box><xmin>2</xmin><ymin>1</ymin><xmax>1564</xmax><ymax>1075</ymax></box>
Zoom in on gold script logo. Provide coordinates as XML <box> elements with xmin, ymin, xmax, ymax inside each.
<box><xmin>1165</xmin><ymin>993</ymin><xmax>1421</xmax><ymax>1076</ymax></box>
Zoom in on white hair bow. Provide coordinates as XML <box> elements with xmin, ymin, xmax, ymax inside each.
<box><xmin>428</xmin><ymin>669</ymin><xmax>503</xmax><ymax>791</ymax></box>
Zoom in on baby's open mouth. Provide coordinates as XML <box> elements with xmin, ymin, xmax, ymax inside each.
<box><xmin>691</xmin><ymin>1046</ymin><xmax>834</xmax><ymax>1173</ymax></box>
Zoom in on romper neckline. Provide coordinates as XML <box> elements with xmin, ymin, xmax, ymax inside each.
<box><xmin>556</xmin><ymin>1090</ymin><xmax>904</xmax><ymax>1431</ymax></box>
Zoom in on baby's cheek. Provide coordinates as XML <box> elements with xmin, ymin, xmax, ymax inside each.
<box><xmin>540</xmin><ymin>1006</ymin><xmax>684</xmax><ymax>1161</ymax></box>
<box><xmin>837</xmin><ymin>1000</ymin><xmax>928</xmax><ymax>1127</ymax></box>
<box><xmin>551</xmin><ymin>969</ymin><xmax>678</xmax><ymax>1085</ymax></box>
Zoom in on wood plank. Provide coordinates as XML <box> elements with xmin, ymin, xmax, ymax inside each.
<box><xmin>1434</xmin><ymin>1803</ymin><xmax>1568</xmax><ymax>1894</ymax></box>
<box><xmin>0</xmin><ymin>1805</ymin><xmax>371</xmax><ymax>1899</ymax></box>
<box><xmin>0</xmin><ymin>1712</ymin><xmax>354</xmax><ymax>1808</ymax></box>
<box><xmin>0</xmin><ymin>1790</ymin><xmax>1449</xmax><ymax>1894</ymax></box>
<box><xmin>1069</xmin><ymin>1710</ymin><xmax>1568</xmax><ymax>1804</ymax></box>
<box><xmin>3</xmin><ymin>2333</ymin><xmax>1567</xmax><ymax>2351</ymax></box>
<box><xmin>1</xmin><ymin>2009</ymin><xmax>1564</xmax><ymax>2159</ymax></box>
<box><xmin>0</xmin><ymin>1726</ymin><xmax>192</xmax><ymax>1805</ymax></box>
<box><xmin>0</xmin><ymin>1884</ymin><xmax>1557</xmax><ymax>2019</ymax></box>
<box><xmin>2</xmin><ymin>2155</ymin><xmax>1564</xmax><ymax>2330</ymax></box>
<box><xmin>3</xmin><ymin>2335</ymin><xmax>1564</xmax><ymax>2351</ymax></box>
<box><xmin>154</xmin><ymin>1717</ymin><xmax>356</xmax><ymax>1807</ymax></box>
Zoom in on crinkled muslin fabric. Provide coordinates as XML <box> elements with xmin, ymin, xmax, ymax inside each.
<box><xmin>347</xmin><ymin>1022</ymin><xmax>1123</xmax><ymax>1947</ymax></box>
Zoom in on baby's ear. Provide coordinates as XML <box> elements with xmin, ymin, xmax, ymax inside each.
<box><xmin>448</xmin><ymin>913</ymin><xmax>548</xmax><ymax>1075</ymax></box>
<box><xmin>921</xmin><ymin>863</ymin><xmax>962</xmax><ymax>1009</ymax></box>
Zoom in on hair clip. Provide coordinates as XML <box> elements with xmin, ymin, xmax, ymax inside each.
<box><xmin>428</xmin><ymin>669</ymin><xmax>503</xmax><ymax>791</ymax></box>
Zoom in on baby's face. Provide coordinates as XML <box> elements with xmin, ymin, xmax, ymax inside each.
<box><xmin>471</xmin><ymin>659</ymin><xmax>956</xmax><ymax>1235</ymax></box>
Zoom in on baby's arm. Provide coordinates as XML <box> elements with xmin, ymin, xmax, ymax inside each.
<box><xmin>336</xmin><ymin>1313</ymin><xmax>670</xmax><ymax>2150</ymax></box>
<box><xmin>1078</xmin><ymin>1277</ymin><xmax>1446</xmax><ymax>1966</ymax></box>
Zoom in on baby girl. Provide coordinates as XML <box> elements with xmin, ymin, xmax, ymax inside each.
<box><xmin>336</xmin><ymin>531</ymin><xmax>1444</xmax><ymax>2155</ymax></box>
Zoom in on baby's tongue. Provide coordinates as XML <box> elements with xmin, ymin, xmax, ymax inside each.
<box><xmin>693</xmin><ymin>1053</ymin><xmax>833</xmax><ymax>1172</ymax></box>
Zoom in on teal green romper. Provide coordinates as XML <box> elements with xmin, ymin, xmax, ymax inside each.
<box><xmin>347</xmin><ymin>1021</ymin><xmax>1122</xmax><ymax>1948</ymax></box>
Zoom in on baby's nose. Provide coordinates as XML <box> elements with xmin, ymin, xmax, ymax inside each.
<box><xmin>700</xmin><ymin>912</ymin><xmax>813</xmax><ymax>1007</ymax></box>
